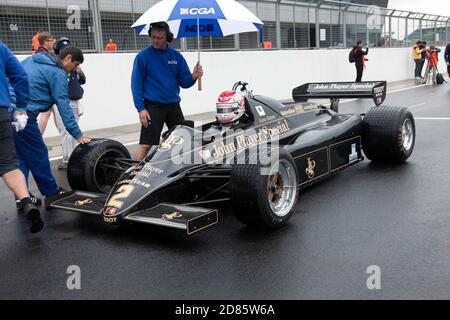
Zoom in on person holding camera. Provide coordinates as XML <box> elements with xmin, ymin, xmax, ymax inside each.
<box><xmin>423</xmin><ymin>45</ymin><xmax>441</xmax><ymax>84</ymax></box>
<box><xmin>131</xmin><ymin>21</ymin><xmax>203</xmax><ymax>161</ymax></box>
<box><xmin>412</xmin><ymin>41</ymin><xmax>426</xmax><ymax>79</ymax></box>
<box><xmin>353</xmin><ymin>40</ymin><xmax>369</xmax><ymax>83</ymax></box>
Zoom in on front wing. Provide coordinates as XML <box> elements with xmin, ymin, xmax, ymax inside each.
<box><xmin>46</xmin><ymin>191</ymin><xmax>218</xmax><ymax>234</ymax></box>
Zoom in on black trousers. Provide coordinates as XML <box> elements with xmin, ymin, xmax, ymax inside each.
<box><xmin>414</xmin><ymin>59</ymin><xmax>425</xmax><ymax>78</ymax></box>
<box><xmin>355</xmin><ymin>65</ymin><xmax>364</xmax><ymax>83</ymax></box>
<box><xmin>0</xmin><ymin>108</ymin><xmax>19</xmax><ymax>176</ymax></box>
<box><xmin>139</xmin><ymin>100</ymin><xmax>184</xmax><ymax>146</ymax></box>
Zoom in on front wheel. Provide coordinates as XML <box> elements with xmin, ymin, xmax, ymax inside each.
<box><xmin>67</xmin><ymin>139</ymin><xmax>131</xmax><ymax>193</ymax></box>
<box><xmin>230</xmin><ymin>149</ymin><xmax>299</xmax><ymax>229</ymax></box>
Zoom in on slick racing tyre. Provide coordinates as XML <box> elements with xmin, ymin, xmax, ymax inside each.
<box><xmin>362</xmin><ymin>106</ymin><xmax>415</xmax><ymax>163</ymax></box>
<box><xmin>230</xmin><ymin>148</ymin><xmax>299</xmax><ymax>229</ymax></box>
<box><xmin>68</xmin><ymin>139</ymin><xmax>131</xmax><ymax>193</ymax></box>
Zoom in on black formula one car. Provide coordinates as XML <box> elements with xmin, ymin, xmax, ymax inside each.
<box><xmin>47</xmin><ymin>81</ymin><xmax>415</xmax><ymax>234</ymax></box>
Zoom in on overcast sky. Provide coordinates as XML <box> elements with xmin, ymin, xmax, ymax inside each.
<box><xmin>388</xmin><ymin>0</ymin><xmax>450</xmax><ymax>16</ymax></box>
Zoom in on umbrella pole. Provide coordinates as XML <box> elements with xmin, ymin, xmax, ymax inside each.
<box><xmin>197</xmin><ymin>17</ymin><xmax>202</xmax><ymax>91</ymax></box>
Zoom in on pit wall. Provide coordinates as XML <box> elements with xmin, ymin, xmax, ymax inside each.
<box><xmin>17</xmin><ymin>46</ymin><xmax>448</xmax><ymax>138</ymax></box>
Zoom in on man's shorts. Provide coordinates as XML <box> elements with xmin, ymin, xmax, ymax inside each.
<box><xmin>139</xmin><ymin>100</ymin><xmax>185</xmax><ymax>146</ymax></box>
<box><xmin>0</xmin><ymin>108</ymin><xmax>19</xmax><ymax>176</ymax></box>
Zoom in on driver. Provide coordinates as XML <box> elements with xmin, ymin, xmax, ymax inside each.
<box><xmin>216</xmin><ymin>90</ymin><xmax>246</xmax><ymax>126</ymax></box>
<box><xmin>203</xmin><ymin>90</ymin><xmax>248</xmax><ymax>140</ymax></box>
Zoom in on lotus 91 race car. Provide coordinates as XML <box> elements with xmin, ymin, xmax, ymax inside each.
<box><xmin>46</xmin><ymin>81</ymin><xmax>415</xmax><ymax>235</ymax></box>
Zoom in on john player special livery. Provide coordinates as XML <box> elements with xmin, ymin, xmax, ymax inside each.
<box><xmin>46</xmin><ymin>81</ymin><xmax>415</xmax><ymax>234</ymax></box>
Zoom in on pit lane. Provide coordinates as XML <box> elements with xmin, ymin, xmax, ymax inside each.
<box><xmin>1</xmin><ymin>83</ymin><xmax>450</xmax><ymax>299</ymax></box>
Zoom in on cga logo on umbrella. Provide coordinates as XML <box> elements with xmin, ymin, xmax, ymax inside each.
<box><xmin>180</xmin><ymin>8</ymin><xmax>215</xmax><ymax>15</ymax></box>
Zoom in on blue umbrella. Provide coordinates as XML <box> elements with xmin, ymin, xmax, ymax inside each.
<box><xmin>131</xmin><ymin>0</ymin><xmax>264</xmax><ymax>89</ymax></box>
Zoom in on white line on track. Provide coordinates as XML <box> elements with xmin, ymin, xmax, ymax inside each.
<box><xmin>415</xmin><ymin>117</ymin><xmax>450</xmax><ymax>120</ymax></box>
<box><xmin>408</xmin><ymin>102</ymin><xmax>427</xmax><ymax>109</ymax></box>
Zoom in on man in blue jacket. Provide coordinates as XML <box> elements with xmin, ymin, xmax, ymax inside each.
<box><xmin>131</xmin><ymin>21</ymin><xmax>203</xmax><ymax>161</ymax></box>
<box><xmin>12</xmin><ymin>46</ymin><xmax>90</xmax><ymax>200</ymax></box>
<box><xmin>445</xmin><ymin>43</ymin><xmax>450</xmax><ymax>78</ymax></box>
<box><xmin>39</xmin><ymin>38</ymin><xmax>87</xmax><ymax>169</ymax></box>
<box><xmin>0</xmin><ymin>41</ymin><xmax>44</xmax><ymax>233</ymax></box>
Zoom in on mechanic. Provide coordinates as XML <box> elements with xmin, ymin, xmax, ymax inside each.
<box><xmin>203</xmin><ymin>90</ymin><xmax>249</xmax><ymax>140</ymax></box>
<box><xmin>0</xmin><ymin>41</ymin><xmax>44</xmax><ymax>233</ymax></box>
<box><xmin>445</xmin><ymin>42</ymin><xmax>450</xmax><ymax>78</ymax></box>
<box><xmin>10</xmin><ymin>46</ymin><xmax>91</xmax><ymax>201</ymax></box>
<box><xmin>131</xmin><ymin>21</ymin><xmax>203</xmax><ymax>161</ymax></box>
<box><xmin>39</xmin><ymin>38</ymin><xmax>87</xmax><ymax>169</ymax></box>
<box><xmin>353</xmin><ymin>40</ymin><xmax>369</xmax><ymax>83</ymax></box>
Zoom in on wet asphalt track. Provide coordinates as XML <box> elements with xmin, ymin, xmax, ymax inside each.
<box><xmin>1</xmin><ymin>83</ymin><xmax>450</xmax><ymax>299</ymax></box>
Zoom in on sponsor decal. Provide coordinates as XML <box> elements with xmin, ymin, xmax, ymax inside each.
<box><xmin>280</xmin><ymin>105</ymin><xmax>304</xmax><ymax>117</ymax></box>
<box><xmin>75</xmin><ymin>199</ymin><xmax>93</xmax><ymax>206</ymax></box>
<box><xmin>259</xmin><ymin>115</ymin><xmax>276</xmax><ymax>123</ymax></box>
<box><xmin>116</xmin><ymin>178</ymin><xmax>150</xmax><ymax>188</ymax></box>
<box><xmin>309</xmin><ymin>82</ymin><xmax>377</xmax><ymax>91</ymax></box>
<box><xmin>130</xmin><ymin>178</ymin><xmax>151</xmax><ymax>188</ymax></box>
<box><xmin>255</xmin><ymin>105</ymin><xmax>266</xmax><ymax>116</ymax></box>
<box><xmin>103</xmin><ymin>216</ymin><xmax>117</xmax><ymax>223</ymax></box>
<box><xmin>185</xmin><ymin>24</ymin><xmax>214</xmax><ymax>33</ymax></box>
<box><xmin>104</xmin><ymin>206</ymin><xmax>118</xmax><ymax>217</ymax></box>
<box><xmin>373</xmin><ymin>86</ymin><xmax>385</xmax><ymax>95</ymax></box>
<box><xmin>373</xmin><ymin>85</ymin><xmax>385</xmax><ymax>105</ymax></box>
<box><xmin>168</xmin><ymin>60</ymin><xmax>178</xmax><ymax>65</ymax></box>
<box><xmin>162</xmin><ymin>212</ymin><xmax>182</xmax><ymax>220</ymax></box>
<box><xmin>180</xmin><ymin>8</ymin><xmax>215</xmax><ymax>15</ymax></box>
<box><xmin>137</xmin><ymin>164</ymin><xmax>164</xmax><ymax>177</ymax></box>
<box><xmin>280</xmin><ymin>108</ymin><xmax>296</xmax><ymax>116</ymax></box>
<box><xmin>158</xmin><ymin>134</ymin><xmax>184</xmax><ymax>151</ymax></box>
<box><xmin>349</xmin><ymin>143</ymin><xmax>358</xmax><ymax>162</ymax></box>
<box><xmin>294</xmin><ymin>105</ymin><xmax>305</xmax><ymax>113</ymax></box>
<box><xmin>198</xmin><ymin>150</ymin><xmax>212</xmax><ymax>160</ymax></box>
<box><xmin>305</xmin><ymin>157</ymin><xmax>316</xmax><ymax>179</ymax></box>
<box><xmin>211</xmin><ymin>120</ymin><xmax>290</xmax><ymax>158</ymax></box>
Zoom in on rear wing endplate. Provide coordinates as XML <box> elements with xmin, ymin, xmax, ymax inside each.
<box><xmin>292</xmin><ymin>81</ymin><xmax>387</xmax><ymax>112</ymax></box>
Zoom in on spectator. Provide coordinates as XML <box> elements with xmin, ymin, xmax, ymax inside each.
<box><xmin>0</xmin><ymin>41</ymin><xmax>44</xmax><ymax>233</ymax></box>
<box><xmin>31</xmin><ymin>31</ymin><xmax>41</xmax><ymax>55</ymax></box>
<box><xmin>263</xmin><ymin>41</ymin><xmax>272</xmax><ymax>49</ymax></box>
<box><xmin>412</xmin><ymin>41</ymin><xmax>425</xmax><ymax>79</ymax></box>
<box><xmin>445</xmin><ymin>42</ymin><xmax>450</xmax><ymax>78</ymax></box>
<box><xmin>39</xmin><ymin>38</ymin><xmax>87</xmax><ymax>169</ymax></box>
<box><xmin>105</xmin><ymin>38</ymin><xmax>118</xmax><ymax>52</ymax></box>
<box><xmin>377</xmin><ymin>35</ymin><xmax>390</xmax><ymax>47</ymax></box>
<box><xmin>36</xmin><ymin>32</ymin><xmax>56</xmax><ymax>56</ymax></box>
<box><xmin>131</xmin><ymin>21</ymin><xmax>203</xmax><ymax>161</ymax></box>
<box><xmin>10</xmin><ymin>47</ymin><xmax>91</xmax><ymax>202</ymax></box>
<box><xmin>353</xmin><ymin>40</ymin><xmax>369</xmax><ymax>83</ymax></box>
<box><xmin>423</xmin><ymin>45</ymin><xmax>441</xmax><ymax>84</ymax></box>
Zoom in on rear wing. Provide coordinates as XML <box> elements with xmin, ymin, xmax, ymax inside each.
<box><xmin>292</xmin><ymin>81</ymin><xmax>387</xmax><ymax>112</ymax></box>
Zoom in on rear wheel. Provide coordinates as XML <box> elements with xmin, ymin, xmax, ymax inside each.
<box><xmin>68</xmin><ymin>139</ymin><xmax>131</xmax><ymax>193</ymax></box>
<box><xmin>362</xmin><ymin>106</ymin><xmax>415</xmax><ymax>163</ymax></box>
<box><xmin>230</xmin><ymin>149</ymin><xmax>299</xmax><ymax>229</ymax></box>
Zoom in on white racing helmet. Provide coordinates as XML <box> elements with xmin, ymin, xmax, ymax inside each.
<box><xmin>216</xmin><ymin>91</ymin><xmax>246</xmax><ymax>125</ymax></box>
